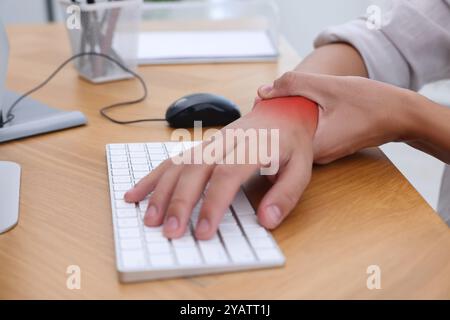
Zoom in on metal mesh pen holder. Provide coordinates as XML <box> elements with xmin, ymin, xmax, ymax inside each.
<box><xmin>59</xmin><ymin>0</ymin><xmax>141</xmax><ymax>83</ymax></box>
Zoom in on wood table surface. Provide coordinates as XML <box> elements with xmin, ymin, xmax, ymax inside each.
<box><xmin>0</xmin><ymin>24</ymin><xmax>449</xmax><ymax>299</ymax></box>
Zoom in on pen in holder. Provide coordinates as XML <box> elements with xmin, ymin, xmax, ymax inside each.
<box><xmin>59</xmin><ymin>0</ymin><xmax>141</xmax><ymax>83</ymax></box>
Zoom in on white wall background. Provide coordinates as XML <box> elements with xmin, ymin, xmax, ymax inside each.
<box><xmin>1</xmin><ymin>0</ymin><xmax>449</xmax><ymax>211</ymax></box>
<box><xmin>274</xmin><ymin>0</ymin><xmax>370</xmax><ymax>56</ymax></box>
<box><xmin>0</xmin><ymin>0</ymin><xmax>48</xmax><ymax>24</ymax></box>
<box><xmin>0</xmin><ymin>0</ymin><xmax>370</xmax><ymax>50</ymax></box>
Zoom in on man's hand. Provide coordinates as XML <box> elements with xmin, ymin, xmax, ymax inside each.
<box><xmin>124</xmin><ymin>97</ymin><xmax>318</xmax><ymax>240</ymax></box>
<box><xmin>258</xmin><ymin>72</ymin><xmax>417</xmax><ymax>164</ymax></box>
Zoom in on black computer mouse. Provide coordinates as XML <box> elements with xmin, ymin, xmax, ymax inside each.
<box><xmin>165</xmin><ymin>93</ymin><xmax>241</xmax><ymax>128</ymax></box>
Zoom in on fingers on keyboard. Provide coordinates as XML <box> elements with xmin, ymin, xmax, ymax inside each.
<box><xmin>196</xmin><ymin>172</ymin><xmax>256</xmax><ymax>240</ymax></box>
<box><xmin>108</xmin><ymin>143</ymin><xmax>285</xmax><ymax>279</ymax></box>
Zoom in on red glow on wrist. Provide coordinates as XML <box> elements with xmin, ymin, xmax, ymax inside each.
<box><xmin>254</xmin><ymin>96</ymin><xmax>319</xmax><ymax>132</ymax></box>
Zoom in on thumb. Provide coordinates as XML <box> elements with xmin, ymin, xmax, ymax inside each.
<box><xmin>258</xmin><ymin>71</ymin><xmax>327</xmax><ymax>103</ymax></box>
<box><xmin>257</xmin><ymin>152</ymin><xmax>313</xmax><ymax>229</ymax></box>
<box><xmin>257</xmin><ymin>84</ymin><xmax>274</xmax><ymax>98</ymax></box>
<box><xmin>258</xmin><ymin>71</ymin><xmax>305</xmax><ymax>99</ymax></box>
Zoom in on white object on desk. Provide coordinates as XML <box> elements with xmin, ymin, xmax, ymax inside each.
<box><xmin>106</xmin><ymin>141</ymin><xmax>285</xmax><ymax>282</ymax></box>
<box><xmin>0</xmin><ymin>161</ymin><xmax>20</xmax><ymax>234</ymax></box>
<box><xmin>138</xmin><ymin>30</ymin><xmax>278</xmax><ymax>65</ymax></box>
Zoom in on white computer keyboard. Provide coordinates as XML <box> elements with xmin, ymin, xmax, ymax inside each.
<box><xmin>106</xmin><ymin>141</ymin><xmax>285</xmax><ymax>282</ymax></box>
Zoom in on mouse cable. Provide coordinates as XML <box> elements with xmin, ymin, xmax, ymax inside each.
<box><xmin>0</xmin><ymin>52</ymin><xmax>165</xmax><ymax>128</ymax></box>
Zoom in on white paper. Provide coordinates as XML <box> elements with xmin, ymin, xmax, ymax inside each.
<box><xmin>138</xmin><ymin>30</ymin><xmax>278</xmax><ymax>64</ymax></box>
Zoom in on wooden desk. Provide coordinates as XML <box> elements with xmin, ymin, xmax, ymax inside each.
<box><xmin>0</xmin><ymin>24</ymin><xmax>449</xmax><ymax>299</ymax></box>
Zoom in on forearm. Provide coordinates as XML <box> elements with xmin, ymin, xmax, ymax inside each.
<box><xmin>293</xmin><ymin>43</ymin><xmax>368</xmax><ymax>77</ymax></box>
<box><xmin>293</xmin><ymin>44</ymin><xmax>450</xmax><ymax>164</ymax></box>
<box><xmin>405</xmin><ymin>94</ymin><xmax>450</xmax><ymax>164</ymax></box>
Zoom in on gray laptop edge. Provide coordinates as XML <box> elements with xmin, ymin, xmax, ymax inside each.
<box><xmin>0</xmin><ymin>17</ymin><xmax>87</xmax><ymax>143</ymax></box>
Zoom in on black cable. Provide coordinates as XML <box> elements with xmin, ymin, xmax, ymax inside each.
<box><xmin>0</xmin><ymin>52</ymin><xmax>165</xmax><ymax>128</ymax></box>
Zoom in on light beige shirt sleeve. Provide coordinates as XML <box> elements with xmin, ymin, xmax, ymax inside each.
<box><xmin>314</xmin><ymin>0</ymin><xmax>450</xmax><ymax>91</ymax></box>
<box><xmin>314</xmin><ymin>0</ymin><xmax>450</xmax><ymax>225</ymax></box>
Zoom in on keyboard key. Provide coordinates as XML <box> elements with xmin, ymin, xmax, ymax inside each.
<box><xmin>119</xmin><ymin>228</ymin><xmax>140</xmax><ymax>238</ymax></box>
<box><xmin>110</xmin><ymin>149</ymin><xmax>127</xmax><ymax>155</ymax></box>
<box><xmin>223</xmin><ymin>236</ymin><xmax>255</xmax><ymax>263</ymax></box>
<box><xmin>113</xmin><ymin>176</ymin><xmax>131</xmax><ymax>183</ymax></box>
<box><xmin>110</xmin><ymin>155</ymin><xmax>128</xmax><ymax>162</ymax></box>
<box><xmin>234</xmin><ymin>210</ymin><xmax>256</xmax><ymax>217</ymax></box>
<box><xmin>172</xmin><ymin>235</ymin><xmax>196</xmax><ymax>247</ymax></box>
<box><xmin>198</xmin><ymin>242</ymin><xmax>229</xmax><ymax>265</ymax></box>
<box><xmin>149</xmin><ymin>154</ymin><xmax>167</xmax><ymax>161</ymax></box>
<box><xmin>239</xmin><ymin>215</ymin><xmax>258</xmax><ymax>226</ymax></box>
<box><xmin>115</xmin><ymin>200</ymin><xmax>135</xmax><ymax>209</ymax></box>
<box><xmin>129</xmin><ymin>151</ymin><xmax>147</xmax><ymax>158</ymax></box>
<box><xmin>128</xmin><ymin>144</ymin><xmax>146</xmax><ymax>151</ymax></box>
<box><xmin>243</xmin><ymin>226</ymin><xmax>268</xmax><ymax>238</ymax></box>
<box><xmin>113</xmin><ymin>183</ymin><xmax>132</xmax><ymax>191</ymax></box>
<box><xmin>134</xmin><ymin>172</ymin><xmax>149</xmax><ymax>180</ymax></box>
<box><xmin>174</xmin><ymin>247</ymin><xmax>202</xmax><ymax>266</ymax></box>
<box><xmin>201</xmin><ymin>233</ymin><xmax>220</xmax><ymax>243</ymax></box>
<box><xmin>147</xmin><ymin>241</ymin><xmax>171</xmax><ymax>254</ymax></box>
<box><xmin>143</xmin><ymin>225</ymin><xmax>163</xmax><ymax>233</ymax></box>
<box><xmin>145</xmin><ymin>232</ymin><xmax>167</xmax><ymax>242</ymax></box>
<box><xmin>148</xmin><ymin>149</ymin><xmax>166</xmax><ymax>155</ymax></box>
<box><xmin>146</xmin><ymin>143</ymin><xmax>165</xmax><ymax>151</ymax></box>
<box><xmin>219</xmin><ymin>224</ymin><xmax>242</xmax><ymax>236</ymax></box>
<box><xmin>121</xmin><ymin>250</ymin><xmax>146</xmax><ymax>269</ymax></box>
<box><xmin>114</xmin><ymin>191</ymin><xmax>126</xmax><ymax>199</ymax></box>
<box><xmin>232</xmin><ymin>189</ymin><xmax>255</xmax><ymax>213</ymax></box>
<box><xmin>248</xmin><ymin>236</ymin><xmax>275</xmax><ymax>249</ymax></box>
<box><xmin>150</xmin><ymin>254</ymin><xmax>174</xmax><ymax>268</ymax></box>
<box><xmin>255</xmin><ymin>248</ymin><xmax>284</xmax><ymax>263</ymax></box>
<box><xmin>130</xmin><ymin>157</ymin><xmax>148</xmax><ymax>164</ymax></box>
<box><xmin>111</xmin><ymin>162</ymin><xmax>128</xmax><ymax>169</ymax></box>
<box><xmin>116</xmin><ymin>209</ymin><xmax>137</xmax><ymax>218</ymax></box>
<box><xmin>132</xmin><ymin>164</ymin><xmax>149</xmax><ymax>171</ymax></box>
<box><xmin>220</xmin><ymin>215</ymin><xmax>237</xmax><ymax>225</ymax></box>
<box><xmin>112</xmin><ymin>169</ymin><xmax>130</xmax><ymax>176</ymax></box>
<box><xmin>117</xmin><ymin>218</ymin><xmax>139</xmax><ymax>228</ymax></box>
<box><xmin>120</xmin><ymin>239</ymin><xmax>142</xmax><ymax>249</ymax></box>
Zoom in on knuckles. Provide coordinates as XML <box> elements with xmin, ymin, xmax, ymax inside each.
<box><xmin>166</xmin><ymin>197</ymin><xmax>191</xmax><ymax>214</ymax></box>
<box><xmin>274</xmin><ymin>71</ymin><xmax>298</xmax><ymax>91</ymax></box>
<box><xmin>212</xmin><ymin>165</ymin><xmax>235</xmax><ymax>179</ymax></box>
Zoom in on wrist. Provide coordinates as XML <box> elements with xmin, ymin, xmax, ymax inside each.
<box><xmin>253</xmin><ymin>96</ymin><xmax>319</xmax><ymax>136</ymax></box>
<box><xmin>398</xmin><ymin>90</ymin><xmax>435</xmax><ymax>143</ymax></box>
<box><xmin>392</xmin><ymin>89</ymin><xmax>425</xmax><ymax>142</ymax></box>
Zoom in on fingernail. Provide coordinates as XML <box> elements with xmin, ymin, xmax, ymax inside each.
<box><xmin>144</xmin><ymin>205</ymin><xmax>158</xmax><ymax>222</ymax></box>
<box><xmin>164</xmin><ymin>216</ymin><xmax>179</xmax><ymax>233</ymax></box>
<box><xmin>196</xmin><ymin>218</ymin><xmax>210</xmax><ymax>235</ymax></box>
<box><xmin>260</xmin><ymin>84</ymin><xmax>273</xmax><ymax>95</ymax></box>
<box><xmin>266</xmin><ymin>205</ymin><xmax>281</xmax><ymax>225</ymax></box>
